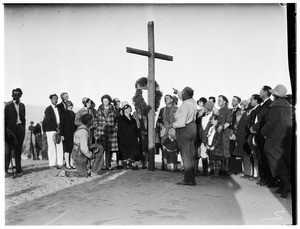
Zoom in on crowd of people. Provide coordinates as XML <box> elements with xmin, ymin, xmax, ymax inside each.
<box><xmin>4</xmin><ymin>83</ymin><xmax>294</xmax><ymax>198</ymax></box>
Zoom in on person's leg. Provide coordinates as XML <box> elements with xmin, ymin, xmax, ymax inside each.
<box><xmin>56</xmin><ymin>141</ymin><xmax>64</xmax><ymax>167</ymax></box>
<box><xmin>105</xmin><ymin>151</ymin><xmax>112</xmax><ymax>169</ymax></box>
<box><xmin>71</xmin><ymin>150</ymin><xmax>89</xmax><ymax>177</ymax></box>
<box><xmin>5</xmin><ymin>142</ymin><xmax>12</xmax><ymax>173</ymax></box>
<box><xmin>14</xmin><ymin>125</ymin><xmax>25</xmax><ymax>173</ymax></box>
<box><xmin>46</xmin><ymin>131</ymin><xmax>56</xmax><ymax>167</ymax></box>
<box><xmin>214</xmin><ymin>160</ymin><xmax>222</xmax><ymax>177</ymax></box>
<box><xmin>176</xmin><ymin>123</ymin><xmax>197</xmax><ymax>185</ymax></box>
<box><xmin>91</xmin><ymin>145</ymin><xmax>104</xmax><ymax>175</ymax></box>
<box><xmin>65</xmin><ymin>152</ymin><xmax>71</xmax><ymax>168</ymax></box>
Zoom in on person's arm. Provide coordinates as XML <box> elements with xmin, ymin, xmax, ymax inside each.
<box><xmin>74</xmin><ymin>109</ymin><xmax>83</xmax><ymax>127</ymax></box>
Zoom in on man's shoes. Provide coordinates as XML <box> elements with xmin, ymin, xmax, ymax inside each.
<box><xmin>176</xmin><ymin>181</ymin><xmax>196</xmax><ymax>186</ymax></box>
<box><xmin>275</xmin><ymin>186</ymin><xmax>284</xmax><ymax>194</ymax></box>
<box><xmin>56</xmin><ymin>165</ymin><xmax>63</xmax><ymax>170</ymax></box>
<box><xmin>280</xmin><ymin>186</ymin><xmax>291</xmax><ymax>198</ymax></box>
<box><xmin>5</xmin><ymin>172</ymin><xmax>12</xmax><ymax>178</ymax></box>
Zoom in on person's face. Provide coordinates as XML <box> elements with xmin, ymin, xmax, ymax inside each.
<box><xmin>218</xmin><ymin>97</ymin><xmax>224</xmax><ymax>107</ymax></box>
<box><xmin>250</xmin><ymin>96</ymin><xmax>258</xmax><ymax>107</ymax></box>
<box><xmin>86</xmin><ymin>101</ymin><xmax>92</xmax><ymax>109</ymax></box>
<box><xmin>231</xmin><ymin>97</ymin><xmax>239</xmax><ymax>107</ymax></box>
<box><xmin>211</xmin><ymin>118</ymin><xmax>217</xmax><ymax>125</ymax></box>
<box><xmin>103</xmin><ymin>98</ymin><xmax>110</xmax><ymax>107</ymax></box>
<box><xmin>116</xmin><ymin>101</ymin><xmax>121</xmax><ymax>108</ymax></box>
<box><xmin>259</xmin><ymin>88</ymin><xmax>267</xmax><ymax>99</ymax></box>
<box><xmin>12</xmin><ymin>91</ymin><xmax>21</xmax><ymax>101</ymax></box>
<box><xmin>164</xmin><ymin>96</ymin><xmax>173</xmax><ymax>105</ymax></box>
<box><xmin>51</xmin><ymin>96</ymin><xmax>58</xmax><ymax>105</ymax></box>
<box><xmin>67</xmin><ymin>105</ymin><xmax>73</xmax><ymax>111</ymax></box>
<box><xmin>240</xmin><ymin>104</ymin><xmax>246</xmax><ymax>111</ymax></box>
<box><xmin>197</xmin><ymin>101</ymin><xmax>204</xmax><ymax>108</ymax></box>
<box><xmin>125</xmin><ymin>107</ymin><xmax>132</xmax><ymax>115</ymax></box>
<box><xmin>62</xmin><ymin>94</ymin><xmax>69</xmax><ymax>102</ymax></box>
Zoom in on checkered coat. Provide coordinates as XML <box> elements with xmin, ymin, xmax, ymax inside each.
<box><xmin>93</xmin><ymin>104</ymin><xmax>118</xmax><ymax>152</ymax></box>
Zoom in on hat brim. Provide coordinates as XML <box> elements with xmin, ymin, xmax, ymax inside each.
<box><xmin>270</xmin><ymin>89</ymin><xmax>287</xmax><ymax>97</ymax></box>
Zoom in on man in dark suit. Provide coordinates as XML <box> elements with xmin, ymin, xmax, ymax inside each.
<box><xmin>42</xmin><ymin>94</ymin><xmax>64</xmax><ymax>169</ymax></box>
<box><xmin>246</xmin><ymin>94</ymin><xmax>263</xmax><ymax>181</ymax></box>
<box><xmin>5</xmin><ymin>88</ymin><xmax>26</xmax><ymax>176</ymax></box>
<box><xmin>229</xmin><ymin>96</ymin><xmax>242</xmax><ymax>175</ymax></box>
<box><xmin>250</xmin><ymin>86</ymin><xmax>275</xmax><ymax>187</ymax></box>
<box><xmin>56</xmin><ymin>92</ymin><xmax>69</xmax><ymax>115</ymax></box>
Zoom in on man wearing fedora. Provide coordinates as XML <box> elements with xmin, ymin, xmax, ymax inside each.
<box><xmin>261</xmin><ymin>84</ymin><xmax>293</xmax><ymax>198</ymax></box>
<box><xmin>42</xmin><ymin>94</ymin><xmax>64</xmax><ymax>169</ymax></box>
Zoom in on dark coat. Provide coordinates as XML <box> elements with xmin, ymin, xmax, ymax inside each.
<box><xmin>5</xmin><ymin>101</ymin><xmax>26</xmax><ymax>133</ymax></box>
<box><xmin>117</xmin><ymin>115</ymin><xmax>141</xmax><ymax>161</ymax></box>
<box><xmin>251</xmin><ymin>98</ymin><xmax>273</xmax><ymax>134</ymax></box>
<box><xmin>42</xmin><ymin>105</ymin><xmax>59</xmax><ymax>132</ymax></box>
<box><xmin>261</xmin><ymin>98</ymin><xmax>293</xmax><ymax>177</ymax></box>
<box><xmin>245</xmin><ymin>105</ymin><xmax>261</xmax><ymax>149</ymax></box>
<box><xmin>56</xmin><ymin>102</ymin><xmax>67</xmax><ymax>116</ymax></box>
<box><xmin>233</xmin><ymin>112</ymin><xmax>251</xmax><ymax>157</ymax></box>
<box><xmin>218</xmin><ymin>106</ymin><xmax>231</xmax><ymax>158</ymax></box>
<box><xmin>60</xmin><ymin>110</ymin><xmax>77</xmax><ymax>153</ymax></box>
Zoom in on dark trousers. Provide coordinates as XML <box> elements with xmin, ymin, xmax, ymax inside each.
<box><xmin>256</xmin><ymin>135</ymin><xmax>274</xmax><ymax>182</ymax></box>
<box><xmin>70</xmin><ymin>144</ymin><xmax>104</xmax><ymax>177</ymax></box>
<box><xmin>5</xmin><ymin>124</ymin><xmax>25</xmax><ymax>173</ymax></box>
<box><xmin>176</xmin><ymin>122</ymin><xmax>197</xmax><ymax>184</ymax></box>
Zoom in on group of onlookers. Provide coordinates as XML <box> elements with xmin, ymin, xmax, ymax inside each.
<box><xmin>4</xmin><ymin>84</ymin><xmax>294</xmax><ymax>198</ymax></box>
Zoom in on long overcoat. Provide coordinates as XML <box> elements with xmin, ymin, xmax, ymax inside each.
<box><xmin>233</xmin><ymin>112</ymin><xmax>251</xmax><ymax>157</ymax></box>
<box><xmin>218</xmin><ymin>106</ymin><xmax>231</xmax><ymax>158</ymax></box>
<box><xmin>117</xmin><ymin>115</ymin><xmax>141</xmax><ymax>161</ymax></box>
<box><xmin>94</xmin><ymin>104</ymin><xmax>118</xmax><ymax>152</ymax></box>
<box><xmin>60</xmin><ymin>110</ymin><xmax>77</xmax><ymax>153</ymax></box>
<box><xmin>261</xmin><ymin>98</ymin><xmax>293</xmax><ymax>177</ymax></box>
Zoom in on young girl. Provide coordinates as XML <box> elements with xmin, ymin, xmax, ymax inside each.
<box><xmin>162</xmin><ymin>128</ymin><xmax>179</xmax><ymax>172</ymax></box>
<box><xmin>204</xmin><ymin>115</ymin><xmax>224</xmax><ymax>178</ymax></box>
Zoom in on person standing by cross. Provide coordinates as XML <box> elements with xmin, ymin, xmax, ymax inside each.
<box><xmin>127</xmin><ymin>21</ymin><xmax>173</xmax><ymax>171</ymax></box>
<box><xmin>172</xmin><ymin>87</ymin><xmax>198</xmax><ymax>186</ymax></box>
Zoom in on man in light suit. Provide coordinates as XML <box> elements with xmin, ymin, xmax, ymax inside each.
<box><xmin>42</xmin><ymin>94</ymin><xmax>63</xmax><ymax>169</ymax></box>
<box><xmin>5</xmin><ymin>88</ymin><xmax>26</xmax><ymax>176</ymax></box>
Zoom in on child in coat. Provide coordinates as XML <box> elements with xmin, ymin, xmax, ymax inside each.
<box><xmin>162</xmin><ymin>128</ymin><xmax>179</xmax><ymax>172</ymax></box>
<box><xmin>204</xmin><ymin>115</ymin><xmax>224</xmax><ymax>178</ymax></box>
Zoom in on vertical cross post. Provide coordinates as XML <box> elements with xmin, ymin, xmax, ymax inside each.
<box><xmin>148</xmin><ymin>21</ymin><xmax>155</xmax><ymax>171</ymax></box>
<box><xmin>126</xmin><ymin>21</ymin><xmax>173</xmax><ymax>171</ymax></box>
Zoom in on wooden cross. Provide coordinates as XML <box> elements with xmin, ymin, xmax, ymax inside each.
<box><xmin>126</xmin><ymin>21</ymin><xmax>173</xmax><ymax>171</ymax></box>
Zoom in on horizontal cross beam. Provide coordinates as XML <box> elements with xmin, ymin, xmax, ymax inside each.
<box><xmin>126</xmin><ymin>47</ymin><xmax>173</xmax><ymax>61</ymax></box>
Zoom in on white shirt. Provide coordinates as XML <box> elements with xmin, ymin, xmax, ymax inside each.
<box><xmin>51</xmin><ymin>104</ymin><xmax>60</xmax><ymax>124</ymax></box>
<box><xmin>201</xmin><ymin>111</ymin><xmax>212</xmax><ymax>130</ymax></box>
<box><xmin>173</xmin><ymin>98</ymin><xmax>197</xmax><ymax>128</ymax></box>
<box><xmin>13</xmin><ymin>100</ymin><xmax>22</xmax><ymax>124</ymax></box>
